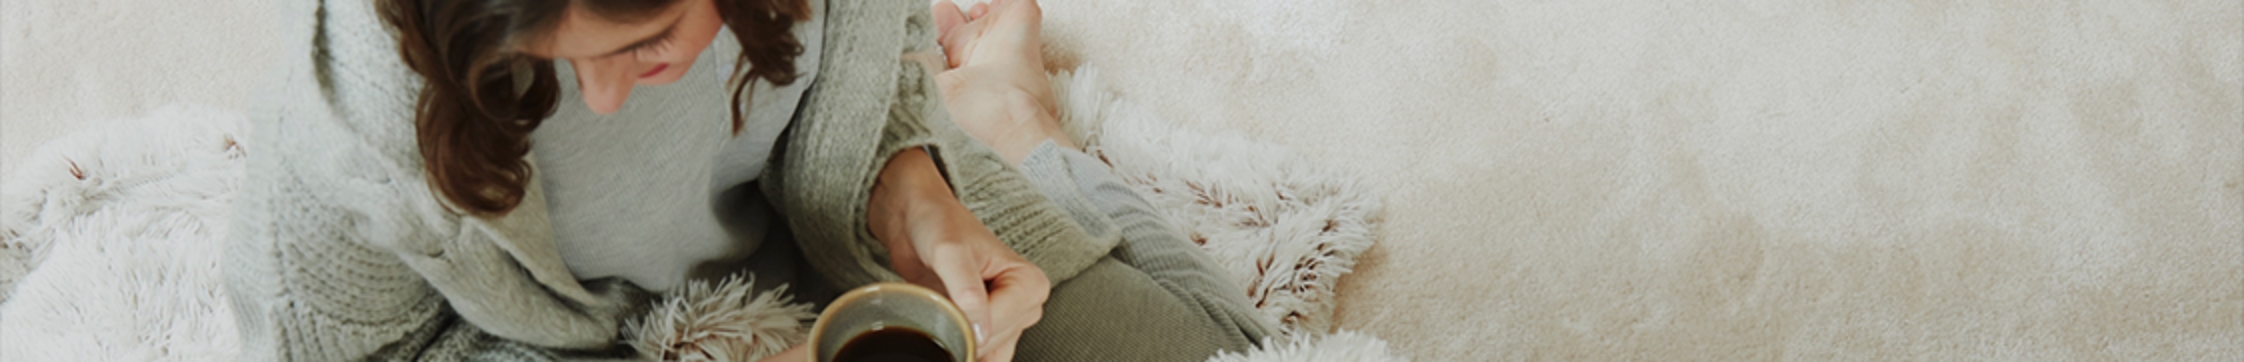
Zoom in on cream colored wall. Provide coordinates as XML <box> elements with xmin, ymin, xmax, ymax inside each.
<box><xmin>2</xmin><ymin>0</ymin><xmax>282</xmax><ymax>177</ymax></box>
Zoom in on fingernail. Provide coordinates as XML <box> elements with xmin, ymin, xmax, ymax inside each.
<box><xmin>973</xmin><ymin>323</ymin><xmax>987</xmax><ymax>342</ymax></box>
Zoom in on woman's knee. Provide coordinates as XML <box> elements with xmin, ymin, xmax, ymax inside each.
<box><xmin>1014</xmin><ymin>258</ymin><xmax>1260</xmax><ymax>361</ymax></box>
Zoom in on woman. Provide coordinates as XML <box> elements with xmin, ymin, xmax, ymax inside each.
<box><xmin>224</xmin><ymin>0</ymin><xmax>1271</xmax><ymax>360</ymax></box>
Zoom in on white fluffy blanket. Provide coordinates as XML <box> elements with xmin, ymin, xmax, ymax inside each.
<box><xmin>0</xmin><ymin>105</ymin><xmax>247</xmax><ymax>359</ymax></box>
<box><xmin>0</xmin><ymin>71</ymin><xmax>1403</xmax><ymax>361</ymax></box>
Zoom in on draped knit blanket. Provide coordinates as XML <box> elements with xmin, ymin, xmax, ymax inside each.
<box><xmin>0</xmin><ymin>70</ymin><xmax>1404</xmax><ymax>361</ymax></box>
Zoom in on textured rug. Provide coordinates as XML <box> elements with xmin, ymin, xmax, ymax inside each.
<box><xmin>0</xmin><ymin>104</ymin><xmax>248</xmax><ymax>359</ymax></box>
<box><xmin>1031</xmin><ymin>1</ymin><xmax>2242</xmax><ymax>359</ymax></box>
<box><xmin>1049</xmin><ymin>68</ymin><xmax>1381</xmax><ymax>339</ymax></box>
<box><xmin>0</xmin><ymin>70</ymin><xmax>1400</xmax><ymax>361</ymax></box>
<box><xmin>17</xmin><ymin>0</ymin><xmax>2234</xmax><ymax>360</ymax></box>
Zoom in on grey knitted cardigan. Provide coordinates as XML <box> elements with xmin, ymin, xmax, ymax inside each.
<box><xmin>224</xmin><ymin>0</ymin><xmax>1115</xmax><ymax>359</ymax></box>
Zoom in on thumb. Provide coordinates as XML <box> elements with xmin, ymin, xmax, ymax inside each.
<box><xmin>930</xmin><ymin>250</ymin><xmax>992</xmax><ymax>341</ymax></box>
<box><xmin>933</xmin><ymin>0</ymin><xmax>967</xmax><ymax>44</ymax></box>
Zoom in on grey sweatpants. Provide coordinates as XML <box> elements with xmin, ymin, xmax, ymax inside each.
<box><xmin>1005</xmin><ymin>142</ymin><xmax>1275</xmax><ymax>361</ymax></box>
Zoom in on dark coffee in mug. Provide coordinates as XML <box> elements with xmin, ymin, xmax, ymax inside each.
<box><xmin>831</xmin><ymin>327</ymin><xmax>954</xmax><ymax>362</ymax></box>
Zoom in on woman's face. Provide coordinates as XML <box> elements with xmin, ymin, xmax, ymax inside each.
<box><xmin>523</xmin><ymin>0</ymin><xmax>724</xmax><ymax>115</ymax></box>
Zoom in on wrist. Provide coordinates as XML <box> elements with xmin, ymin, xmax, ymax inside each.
<box><xmin>870</xmin><ymin>149</ymin><xmax>958</xmax><ymax>245</ymax></box>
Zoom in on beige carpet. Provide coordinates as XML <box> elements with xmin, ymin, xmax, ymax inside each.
<box><xmin>6</xmin><ymin>0</ymin><xmax>2241</xmax><ymax>360</ymax></box>
<box><xmin>1037</xmin><ymin>0</ymin><xmax>2243</xmax><ymax>359</ymax></box>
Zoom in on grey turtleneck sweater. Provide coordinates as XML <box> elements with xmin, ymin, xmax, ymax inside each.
<box><xmin>531</xmin><ymin>12</ymin><xmax>824</xmax><ymax>293</ymax></box>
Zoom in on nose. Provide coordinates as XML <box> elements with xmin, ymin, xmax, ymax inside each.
<box><xmin>570</xmin><ymin>58</ymin><xmax>638</xmax><ymax>115</ymax></box>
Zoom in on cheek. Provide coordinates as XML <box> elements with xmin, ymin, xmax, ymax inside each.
<box><xmin>643</xmin><ymin>27</ymin><xmax>717</xmax><ymax>69</ymax></box>
<box><xmin>660</xmin><ymin>43</ymin><xmax>707</xmax><ymax>66</ymax></box>
<box><xmin>662</xmin><ymin>5</ymin><xmax>727</xmax><ymax>68</ymax></box>
<box><xmin>641</xmin><ymin>1</ymin><xmax>726</xmax><ymax>82</ymax></box>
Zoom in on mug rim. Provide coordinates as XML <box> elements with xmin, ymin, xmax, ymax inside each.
<box><xmin>806</xmin><ymin>282</ymin><xmax>977</xmax><ymax>362</ymax></box>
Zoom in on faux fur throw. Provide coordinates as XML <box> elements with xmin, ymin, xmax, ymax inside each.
<box><xmin>0</xmin><ymin>104</ymin><xmax>248</xmax><ymax>359</ymax></box>
<box><xmin>1050</xmin><ymin>68</ymin><xmax>1382</xmax><ymax>339</ymax></box>
<box><xmin>0</xmin><ymin>70</ymin><xmax>1402</xmax><ymax>361</ymax></box>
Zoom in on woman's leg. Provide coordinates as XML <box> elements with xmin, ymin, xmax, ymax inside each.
<box><xmin>1010</xmin><ymin>143</ymin><xmax>1276</xmax><ymax>361</ymax></box>
<box><xmin>930</xmin><ymin>1</ymin><xmax>1272</xmax><ymax>358</ymax></box>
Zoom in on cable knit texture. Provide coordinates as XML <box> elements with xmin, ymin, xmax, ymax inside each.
<box><xmin>225</xmin><ymin>0</ymin><xmax>1113</xmax><ymax>360</ymax></box>
<box><xmin>228</xmin><ymin>0</ymin><xmax>649</xmax><ymax>359</ymax></box>
<box><xmin>755</xmin><ymin>0</ymin><xmax>1112</xmax><ymax>289</ymax></box>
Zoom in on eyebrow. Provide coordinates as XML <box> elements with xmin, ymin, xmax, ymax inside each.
<box><xmin>597</xmin><ymin>12</ymin><xmax>687</xmax><ymax>58</ymax></box>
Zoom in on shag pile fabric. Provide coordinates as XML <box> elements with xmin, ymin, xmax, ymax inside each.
<box><xmin>0</xmin><ymin>104</ymin><xmax>248</xmax><ymax>360</ymax></box>
<box><xmin>624</xmin><ymin>276</ymin><xmax>818</xmax><ymax>362</ymax></box>
<box><xmin>1050</xmin><ymin>68</ymin><xmax>1381</xmax><ymax>339</ymax></box>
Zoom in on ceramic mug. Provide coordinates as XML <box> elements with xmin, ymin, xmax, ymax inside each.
<box><xmin>807</xmin><ymin>282</ymin><xmax>976</xmax><ymax>362</ymax></box>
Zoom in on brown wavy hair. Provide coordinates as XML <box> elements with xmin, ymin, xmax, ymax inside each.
<box><xmin>377</xmin><ymin>0</ymin><xmax>809</xmax><ymax>217</ymax></box>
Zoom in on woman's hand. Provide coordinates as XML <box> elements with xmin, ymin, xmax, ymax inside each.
<box><xmin>869</xmin><ymin>148</ymin><xmax>1050</xmax><ymax>362</ymax></box>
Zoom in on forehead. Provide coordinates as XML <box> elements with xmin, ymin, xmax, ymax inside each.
<box><xmin>519</xmin><ymin>2</ymin><xmax>682</xmax><ymax>59</ymax></box>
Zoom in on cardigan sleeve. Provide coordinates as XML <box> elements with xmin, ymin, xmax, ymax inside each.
<box><xmin>762</xmin><ymin>0</ymin><xmax>1116</xmax><ymax>290</ymax></box>
<box><xmin>228</xmin><ymin>0</ymin><xmax>650</xmax><ymax>353</ymax></box>
<box><xmin>226</xmin><ymin>130</ymin><xmax>650</xmax><ymax>360</ymax></box>
<box><xmin>385</xmin><ymin>181</ymin><xmax>652</xmax><ymax>351</ymax></box>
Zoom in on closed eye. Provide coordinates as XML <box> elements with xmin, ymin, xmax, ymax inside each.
<box><xmin>618</xmin><ymin>27</ymin><xmax>677</xmax><ymax>56</ymax></box>
<box><xmin>597</xmin><ymin>12</ymin><xmax>686</xmax><ymax>60</ymax></box>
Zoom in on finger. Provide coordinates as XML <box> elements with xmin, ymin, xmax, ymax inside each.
<box><xmin>975</xmin><ymin>313</ymin><xmax>1029</xmax><ymax>362</ymax></box>
<box><xmin>932</xmin><ymin>2</ymin><xmax>971</xmax><ymax>69</ymax></box>
<box><xmin>934</xmin><ymin>0</ymin><xmax>967</xmax><ymax>42</ymax></box>
<box><xmin>927</xmin><ymin>247</ymin><xmax>993</xmax><ymax>336</ymax></box>
<box><xmin>939</xmin><ymin>12</ymin><xmax>991</xmax><ymax>68</ymax></box>
<box><xmin>978</xmin><ymin>264</ymin><xmax>1047</xmax><ymax>360</ymax></box>
<box><xmin>975</xmin><ymin>307</ymin><xmax>1033</xmax><ymax>362</ymax></box>
<box><xmin>969</xmin><ymin>2</ymin><xmax>990</xmax><ymax>20</ymax></box>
